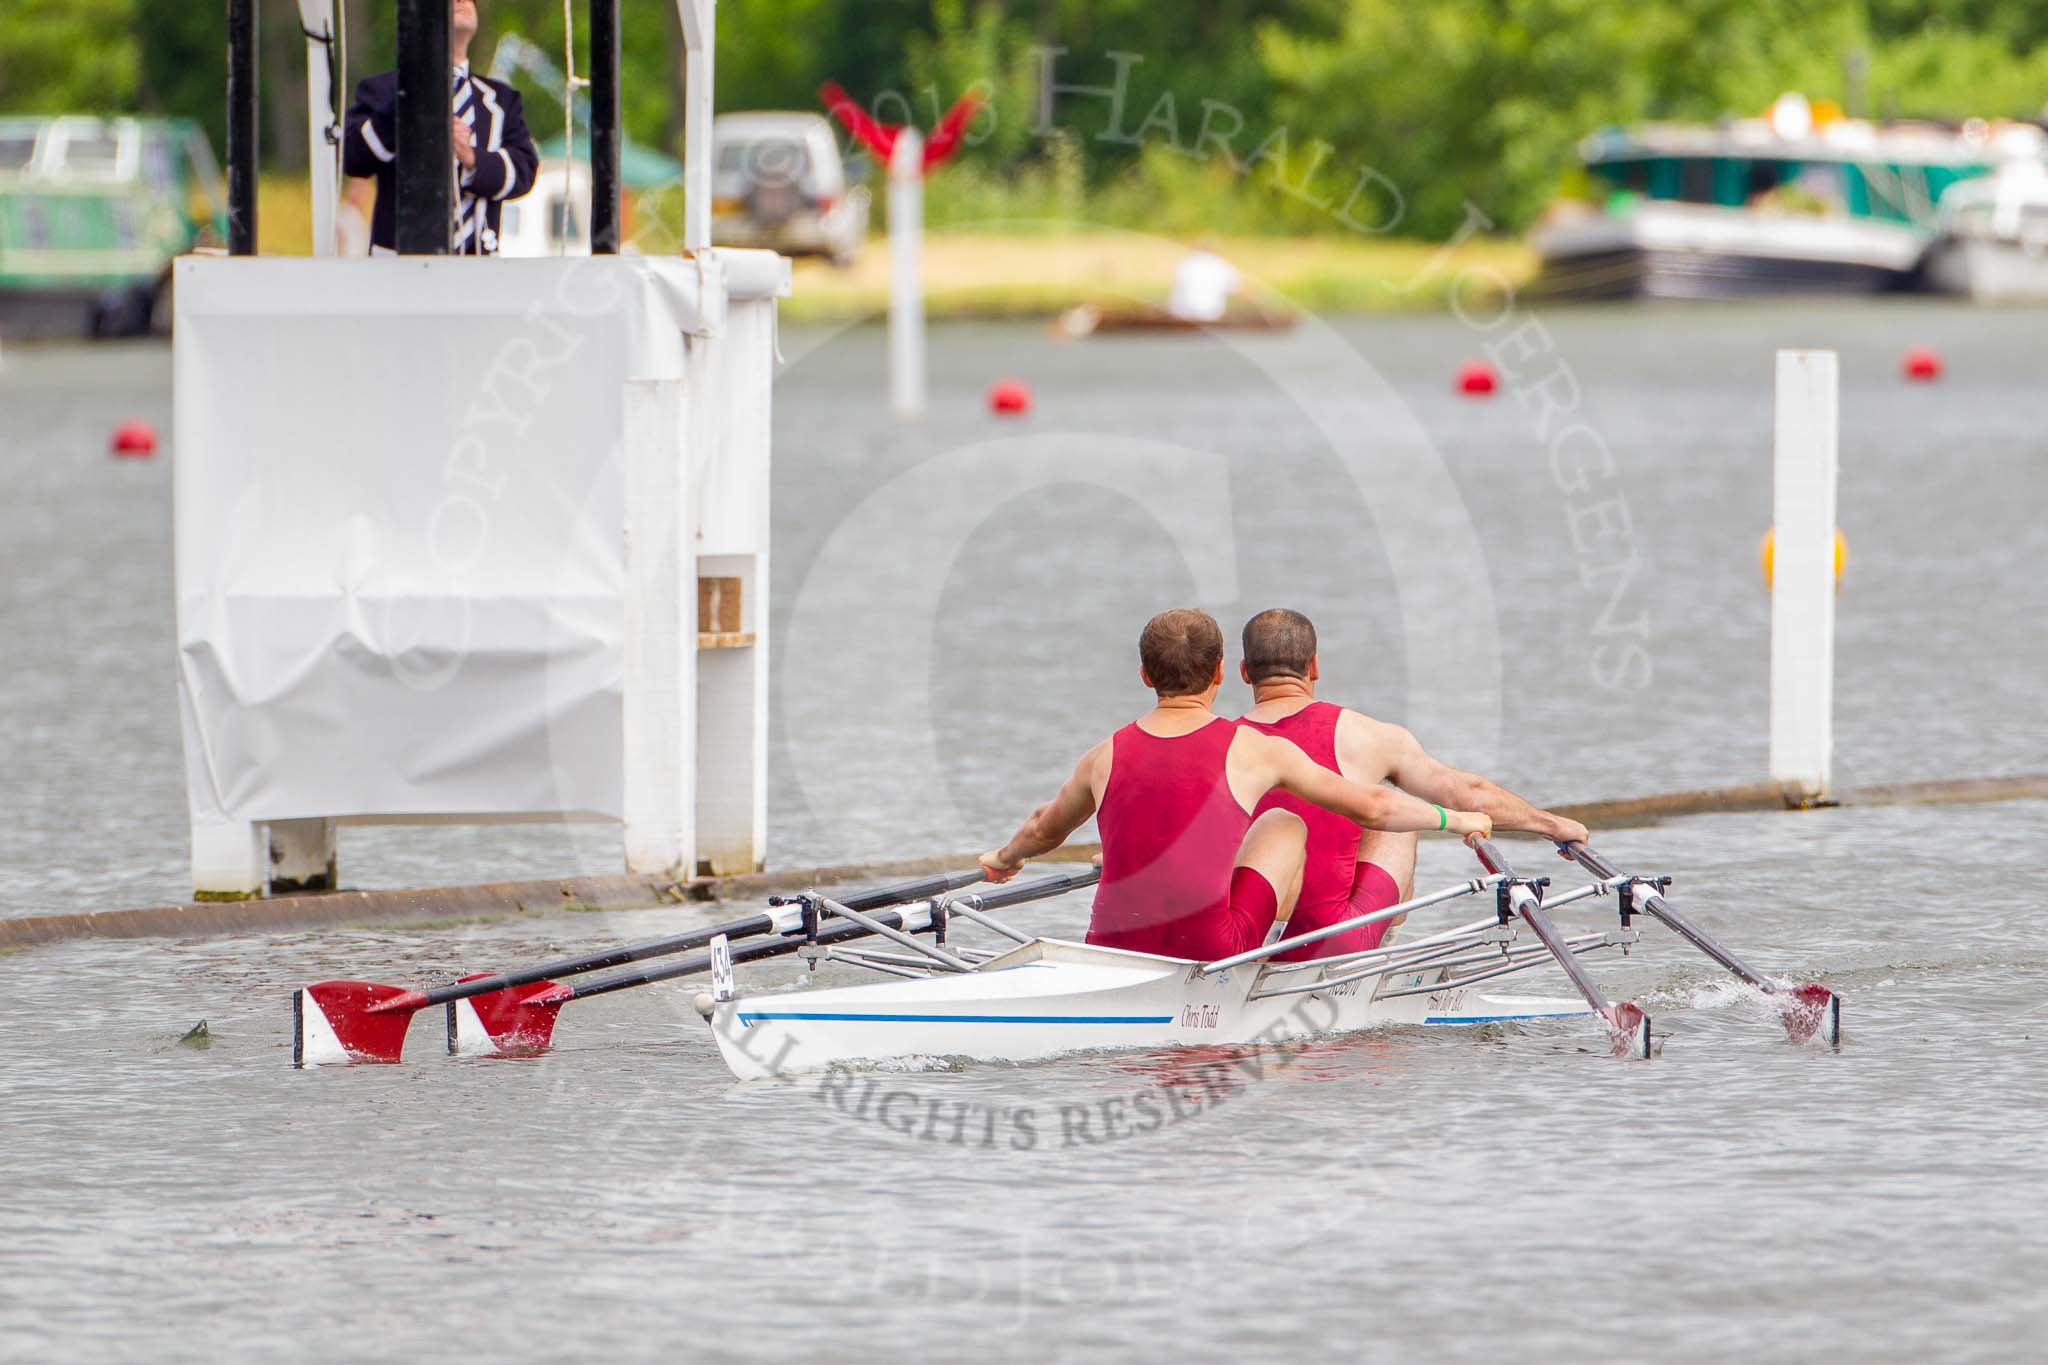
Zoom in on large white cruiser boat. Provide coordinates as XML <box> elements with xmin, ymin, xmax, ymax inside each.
<box><xmin>1534</xmin><ymin>100</ymin><xmax>2009</xmax><ymax>300</ymax></box>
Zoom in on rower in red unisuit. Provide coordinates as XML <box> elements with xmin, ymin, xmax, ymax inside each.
<box><xmin>1236</xmin><ymin>607</ymin><xmax>1589</xmax><ymax>961</ymax></box>
<box><xmin>978</xmin><ymin>608</ymin><xmax>1493</xmax><ymax>960</ymax></box>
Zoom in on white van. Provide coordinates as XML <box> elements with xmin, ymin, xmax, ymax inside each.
<box><xmin>710</xmin><ymin>112</ymin><xmax>869</xmax><ymax>265</ymax></box>
<box><xmin>495</xmin><ymin>159</ymin><xmax>592</xmax><ymax>257</ymax></box>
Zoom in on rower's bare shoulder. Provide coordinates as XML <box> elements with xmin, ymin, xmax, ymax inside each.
<box><xmin>1225</xmin><ymin>723</ymin><xmax>1278</xmax><ymax>758</ymax></box>
<box><xmin>1078</xmin><ymin>735</ymin><xmax>1115</xmax><ymax>791</ymax></box>
<box><xmin>1334</xmin><ymin>707</ymin><xmax>1407</xmax><ymax>781</ymax></box>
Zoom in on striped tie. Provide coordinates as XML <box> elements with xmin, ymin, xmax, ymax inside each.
<box><xmin>450</xmin><ymin>69</ymin><xmax>483</xmax><ymax>253</ymax></box>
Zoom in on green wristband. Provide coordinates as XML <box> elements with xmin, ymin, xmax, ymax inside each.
<box><xmin>1432</xmin><ymin>804</ymin><xmax>1447</xmax><ymax>831</ymax></box>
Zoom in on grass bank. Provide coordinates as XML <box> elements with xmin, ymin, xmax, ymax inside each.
<box><xmin>778</xmin><ymin>230</ymin><xmax>1533</xmax><ymax>321</ymax></box>
<box><xmin>256</xmin><ymin>175</ymin><xmax>1534</xmax><ymax>318</ymax></box>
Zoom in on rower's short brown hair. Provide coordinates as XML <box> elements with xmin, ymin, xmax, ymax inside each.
<box><xmin>1139</xmin><ymin>608</ymin><xmax>1224</xmax><ymax>697</ymax></box>
<box><xmin>1242</xmin><ymin>608</ymin><xmax>1317</xmax><ymax>683</ymax></box>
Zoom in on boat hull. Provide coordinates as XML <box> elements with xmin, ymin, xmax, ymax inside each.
<box><xmin>1533</xmin><ymin>203</ymin><xmax>1924</xmax><ymax>301</ymax></box>
<box><xmin>1920</xmin><ymin>235</ymin><xmax>2048</xmax><ymax>303</ymax></box>
<box><xmin>705</xmin><ymin>938</ymin><xmax>1586</xmax><ymax>1080</ymax></box>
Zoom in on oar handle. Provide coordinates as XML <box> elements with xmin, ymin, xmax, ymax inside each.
<box><xmin>959</xmin><ymin>864</ymin><xmax>1100</xmax><ymax>911</ymax></box>
<box><xmin>1469</xmin><ymin>836</ymin><xmax>1509</xmax><ymax>877</ymax></box>
<box><xmin>839</xmin><ymin>867</ymin><xmax>988</xmax><ymax>911</ymax></box>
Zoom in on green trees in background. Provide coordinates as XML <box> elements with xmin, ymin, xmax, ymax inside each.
<box><xmin>5</xmin><ymin>0</ymin><xmax>2048</xmax><ymax>237</ymax></box>
<box><xmin>0</xmin><ymin>1</ymin><xmax>142</xmax><ymax>114</ymax></box>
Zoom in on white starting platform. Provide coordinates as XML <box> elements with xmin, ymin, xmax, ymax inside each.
<box><xmin>173</xmin><ymin>248</ymin><xmax>788</xmax><ymax>897</ymax></box>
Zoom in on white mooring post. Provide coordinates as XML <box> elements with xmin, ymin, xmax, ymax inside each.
<box><xmin>889</xmin><ymin>127</ymin><xmax>925</xmax><ymax>420</ymax></box>
<box><xmin>296</xmin><ymin>0</ymin><xmax>340</xmax><ymax>257</ymax></box>
<box><xmin>1769</xmin><ymin>349</ymin><xmax>1839</xmax><ymax>803</ymax></box>
<box><xmin>679</xmin><ymin>0</ymin><xmax>714</xmax><ymax>253</ymax></box>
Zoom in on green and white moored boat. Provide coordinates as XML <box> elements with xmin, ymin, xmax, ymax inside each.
<box><xmin>0</xmin><ymin>116</ymin><xmax>227</xmax><ymax>338</ymax></box>
<box><xmin>1534</xmin><ymin>96</ymin><xmax>2025</xmax><ymax>300</ymax></box>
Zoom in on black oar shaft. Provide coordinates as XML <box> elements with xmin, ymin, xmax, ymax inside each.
<box><xmin>418</xmin><ymin>868</ymin><xmax>989</xmax><ymax>1008</ymax></box>
<box><xmin>1472</xmin><ymin>839</ymin><xmax>1612</xmax><ymax>1015</ymax></box>
<box><xmin>569</xmin><ymin>913</ymin><xmax>907</xmax><ymax>1002</ymax></box>
<box><xmin>420</xmin><ymin>912</ymin><xmax>776</xmax><ymax>1007</ymax></box>
<box><xmin>961</xmin><ymin>864</ymin><xmax>1101</xmax><ymax>910</ymax></box>
<box><xmin>1564</xmin><ymin>844</ymin><xmax>1774</xmax><ymax>993</ymax></box>
<box><xmin>565</xmin><ymin>866</ymin><xmax>1100</xmax><ymax>1003</ymax></box>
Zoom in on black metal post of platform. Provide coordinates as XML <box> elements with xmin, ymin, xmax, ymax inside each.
<box><xmin>226</xmin><ymin>0</ymin><xmax>258</xmax><ymax>255</ymax></box>
<box><xmin>394</xmin><ymin>0</ymin><xmax>453</xmax><ymax>254</ymax></box>
<box><xmin>589</xmin><ymin>0</ymin><xmax>623</xmax><ymax>255</ymax></box>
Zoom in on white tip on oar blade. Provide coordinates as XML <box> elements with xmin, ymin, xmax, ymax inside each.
<box><xmin>293</xmin><ymin>982</ymin><xmax>427</xmax><ymax>1066</ymax></box>
<box><xmin>1779</xmin><ymin>984</ymin><xmax>1841</xmax><ymax>1047</ymax></box>
<box><xmin>445</xmin><ymin>974</ymin><xmax>571</xmax><ymax>1057</ymax></box>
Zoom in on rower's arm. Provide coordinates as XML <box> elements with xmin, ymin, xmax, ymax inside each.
<box><xmin>1374</xmin><ymin>721</ymin><xmax>1586</xmax><ymax>844</ymax></box>
<box><xmin>981</xmin><ymin>744</ymin><xmax>1104</xmax><ymax>882</ymax></box>
<box><xmin>1254</xmin><ymin>730</ymin><xmax>1489</xmax><ymax>837</ymax></box>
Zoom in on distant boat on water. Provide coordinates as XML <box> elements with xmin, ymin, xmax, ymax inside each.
<box><xmin>1920</xmin><ymin>154</ymin><xmax>2048</xmax><ymax>302</ymax></box>
<box><xmin>1532</xmin><ymin>94</ymin><xmax>2043</xmax><ymax>301</ymax></box>
<box><xmin>0</xmin><ymin>115</ymin><xmax>227</xmax><ymax>339</ymax></box>
<box><xmin>1053</xmin><ymin>301</ymin><xmax>1299</xmax><ymax>338</ymax></box>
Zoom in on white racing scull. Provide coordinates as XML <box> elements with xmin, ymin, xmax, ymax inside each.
<box><xmin>294</xmin><ymin>840</ymin><xmax>1841</xmax><ymax>1075</ymax></box>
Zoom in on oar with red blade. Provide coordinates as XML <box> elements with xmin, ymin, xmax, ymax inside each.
<box><xmin>449</xmin><ymin>866</ymin><xmax>1104</xmax><ymax>1058</ymax></box>
<box><xmin>1562</xmin><ymin>842</ymin><xmax>1841</xmax><ymax>1047</ymax></box>
<box><xmin>292</xmin><ymin>867</ymin><xmax>988</xmax><ymax>1067</ymax></box>
<box><xmin>1471</xmin><ymin>838</ymin><xmax>1653</xmax><ymax>1058</ymax></box>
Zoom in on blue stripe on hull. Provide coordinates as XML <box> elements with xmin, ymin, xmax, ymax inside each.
<box><xmin>737</xmin><ymin>1011</ymin><xmax>1175</xmax><ymax>1026</ymax></box>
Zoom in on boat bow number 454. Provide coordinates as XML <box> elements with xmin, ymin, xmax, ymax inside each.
<box><xmin>293</xmin><ymin>841</ymin><xmax>1841</xmax><ymax>1077</ymax></box>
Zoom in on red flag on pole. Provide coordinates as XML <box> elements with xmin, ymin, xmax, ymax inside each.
<box><xmin>818</xmin><ymin>81</ymin><xmax>984</xmax><ymax>175</ymax></box>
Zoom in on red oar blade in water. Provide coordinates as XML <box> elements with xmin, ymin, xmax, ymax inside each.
<box><xmin>292</xmin><ymin>867</ymin><xmax>989</xmax><ymax>1067</ymax></box>
<box><xmin>1561</xmin><ymin>842</ymin><xmax>1841</xmax><ymax>1048</ymax></box>
<box><xmin>293</xmin><ymin>982</ymin><xmax>428</xmax><ymax>1066</ymax></box>
<box><xmin>1604</xmin><ymin>1001</ymin><xmax>1653</xmax><ymax>1060</ymax></box>
<box><xmin>446</xmin><ymin>975</ymin><xmax>574</xmax><ymax>1057</ymax></box>
<box><xmin>1778</xmin><ymin>982</ymin><xmax>1841</xmax><ymax>1047</ymax></box>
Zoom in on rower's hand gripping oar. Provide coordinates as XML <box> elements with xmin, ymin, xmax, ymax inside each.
<box><xmin>1561</xmin><ymin>842</ymin><xmax>1841</xmax><ymax>1047</ymax></box>
<box><xmin>455</xmin><ymin>865</ymin><xmax>1105</xmax><ymax>1058</ymax></box>
<box><xmin>292</xmin><ymin>867</ymin><xmax>989</xmax><ymax>1066</ymax></box>
<box><xmin>1470</xmin><ymin>838</ymin><xmax>1652</xmax><ymax>1059</ymax></box>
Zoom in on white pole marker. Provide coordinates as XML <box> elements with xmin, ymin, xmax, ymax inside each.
<box><xmin>889</xmin><ymin>127</ymin><xmax>925</xmax><ymax>420</ymax></box>
<box><xmin>1769</xmin><ymin>349</ymin><xmax>1839</xmax><ymax>802</ymax></box>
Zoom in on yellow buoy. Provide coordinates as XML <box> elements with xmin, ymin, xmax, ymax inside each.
<box><xmin>1760</xmin><ymin>527</ymin><xmax>1847</xmax><ymax>590</ymax></box>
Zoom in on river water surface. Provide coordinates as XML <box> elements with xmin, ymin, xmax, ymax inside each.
<box><xmin>1</xmin><ymin>304</ymin><xmax>2044</xmax><ymax>1362</ymax></box>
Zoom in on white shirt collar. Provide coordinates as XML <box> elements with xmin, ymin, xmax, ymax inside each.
<box><xmin>453</xmin><ymin>61</ymin><xmax>471</xmax><ymax>82</ymax></box>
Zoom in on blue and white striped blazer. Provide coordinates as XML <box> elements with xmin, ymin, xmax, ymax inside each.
<box><xmin>343</xmin><ymin>66</ymin><xmax>539</xmax><ymax>255</ymax></box>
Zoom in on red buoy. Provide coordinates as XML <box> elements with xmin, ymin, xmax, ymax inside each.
<box><xmin>1455</xmin><ymin>361</ymin><xmax>1497</xmax><ymax>396</ymax></box>
<box><xmin>1902</xmin><ymin>348</ymin><xmax>1942</xmax><ymax>382</ymax></box>
<box><xmin>988</xmin><ymin>379</ymin><xmax>1032</xmax><ymax>415</ymax></box>
<box><xmin>111</xmin><ymin>419</ymin><xmax>158</xmax><ymax>457</ymax></box>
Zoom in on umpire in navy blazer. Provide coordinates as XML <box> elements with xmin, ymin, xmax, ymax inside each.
<box><xmin>343</xmin><ymin>0</ymin><xmax>538</xmax><ymax>254</ymax></box>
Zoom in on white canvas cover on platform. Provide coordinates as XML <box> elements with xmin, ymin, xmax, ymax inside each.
<box><xmin>173</xmin><ymin>255</ymin><xmax>716</xmax><ymax>829</ymax></box>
